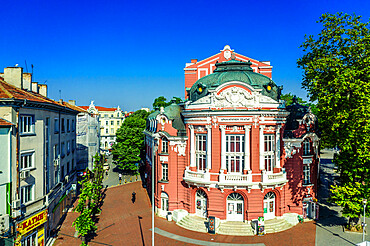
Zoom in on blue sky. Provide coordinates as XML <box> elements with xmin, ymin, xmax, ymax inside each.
<box><xmin>1</xmin><ymin>0</ymin><xmax>370</xmax><ymax>111</ymax></box>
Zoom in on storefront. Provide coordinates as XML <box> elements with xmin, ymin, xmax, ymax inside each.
<box><xmin>15</xmin><ymin>210</ymin><xmax>47</xmax><ymax>246</ymax></box>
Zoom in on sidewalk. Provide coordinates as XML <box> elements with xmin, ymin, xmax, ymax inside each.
<box><xmin>54</xmin><ymin>181</ymin><xmax>316</xmax><ymax>246</ymax></box>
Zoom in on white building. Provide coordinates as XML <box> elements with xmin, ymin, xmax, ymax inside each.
<box><xmin>76</xmin><ymin>101</ymin><xmax>101</xmax><ymax>171</ymax></box>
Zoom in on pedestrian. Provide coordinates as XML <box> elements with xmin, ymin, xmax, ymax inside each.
<box><xmin>132</xmin><ymin>191</ymin><xmax>136</xmax><ymax>203</ymax></box>
<box><xmin>119</xmin><ymin>173</ymin><xmax>122</xmax><ymax>184</ymax></box>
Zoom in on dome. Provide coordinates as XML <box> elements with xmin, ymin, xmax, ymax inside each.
<box><xmin>188</xmin><ymin>60</ymin><xmax>281</xmax><ymax>102</ymax></box>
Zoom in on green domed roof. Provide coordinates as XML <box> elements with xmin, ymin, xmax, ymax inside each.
<box><xmin>189</xmin><ymin>60</ymin><xmax>281</xmax><ymax>102</ymax></box>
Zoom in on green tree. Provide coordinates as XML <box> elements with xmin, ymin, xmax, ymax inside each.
<box><xmin>153</xmin><ymin>96</ymin><xmax>168</xmax><ymax>108</ymax></box>
<box><xmin>73</xmin><ymin>153</ymin><xmax>104</xmax><ymax>245</ymax></box>
<box><xmin>281</xmin><ymin>93</ymin><xmax>318</xmax><ymax>115</ymax></box>
<box><xmin>152</xmin><ymin>96</ymin><xmax>183</xmax><ymax>109</ymax></box>
<box><xmin>297</xmin><ymin>12</ymin><xmax>370</xmax><ymax>223</ymax></box>
<box><xmin>112</xmin><ymin>109</ymin><xmax>150</xmax><ymax>173</ymax></box>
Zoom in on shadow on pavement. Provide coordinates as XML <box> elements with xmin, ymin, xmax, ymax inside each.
<box><xmin>314</xmin><ymin>222</ymin><xmax>356</xmax><ymax>246</ymax></box>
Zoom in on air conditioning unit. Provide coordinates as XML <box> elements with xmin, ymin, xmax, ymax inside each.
<box><xmin>12</xmin><ymin>210</ymin><xmax>20</xmax><ymax>218</ymax></box>
<box><xmin>20</xmin><ymin>170</ymin><xmax>30</xmax><ymax>179</ymax></box>
<box><xmin>54</xmin><ymin>159</ymin><xmax>60</xmax><ymax>167</ymax></box>
<box><xmin>12</xmin><ymin>200</ymin><xmax>20</xmax><ymax>209</ymax></box>
<box><xmin>0</xmin><ymin>214</ymin><xmax>10</xmax><ymax>233</ymax></box>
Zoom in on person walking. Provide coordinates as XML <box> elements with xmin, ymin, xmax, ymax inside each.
<box><xmin>119</xmin><ymin>173</ymin><xmax>122</xmax><ymax>184</ymax></box>
<box><xmin>132</xmin><ymin>191</ymin><xmax>136</xmax><ymax>203</ymax></box>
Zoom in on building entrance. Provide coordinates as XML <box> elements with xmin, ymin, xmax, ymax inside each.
<box><xmin>226</xmin><ymin>193</ymin><xmax>244</xmax><ymax>221</ymax></box>
<box><xmin>263</xmin><ymin>192</ymin><xmax>276</xmax><ymax>220</ymax></box>
<box><xmin>195</xmin><ymin>190</ymin><xmax>207</xmax><ymax>218</ymax></box>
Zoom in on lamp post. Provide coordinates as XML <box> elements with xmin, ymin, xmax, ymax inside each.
<box><xmin>363</xmin><ymin>198</ymin><xmax>367</xmax><ymax>242</ymax></box>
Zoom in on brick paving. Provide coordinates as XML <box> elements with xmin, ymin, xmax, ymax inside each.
<box><xmin>54</xmin><ymin>181</ymin><xmax>316</xmax><ymax>246</ymax></box>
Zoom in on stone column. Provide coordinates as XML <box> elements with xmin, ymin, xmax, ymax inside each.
<box><xmin>206</xmin><ymin>125</ymin><xmax>212</xmax><ymax>170</ymax></box>
<box><xmin>220</xmin><ymin>125</ymin><xmax>226</xmax><ymax>172</ymax></box>
<box><xmin>259</xmin><ymin>125</ymin><xmax>265</xmax><ymax>170</ymax></box>
<box><xmin>275</xmin><ymin>125</ymin><xmax>281</xmax><ymax>168</ymax></box>
<box><xmin>189</xmin><ymin>125</ymin><xmax>196</xmax><ymax>168</ymax></box>
<box><xmin>244</xmin><ymin>125</ymin><xmax>251</xmax><ymax>171</ymax></box>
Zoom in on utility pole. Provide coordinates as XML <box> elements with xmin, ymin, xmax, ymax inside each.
<box><xmin>363</xmin><ymin>199</ymin><xmax>367</xmax><ymax>242</ymax></box>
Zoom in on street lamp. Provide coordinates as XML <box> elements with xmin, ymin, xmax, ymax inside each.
<box><xmin>363</xmin><ymin>198</ymin><xmax>367</xmax><ymax>242</ymax></box>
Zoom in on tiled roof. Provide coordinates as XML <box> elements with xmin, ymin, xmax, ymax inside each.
<box><xmin>0</xmin><ymin>77</ymin><xmax>79</xmax><ymax>113</ymax></box>
<box><xmin>0</xmin><ymin>117</ymin><xmax>13</xmax><ymax>127</ymax></box>
<box><xmin>79</xmin><ymin>106</ymin><xmax>117</xmax><ymax>112</ymax></box>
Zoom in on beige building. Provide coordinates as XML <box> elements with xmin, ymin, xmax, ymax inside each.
<box><xmin>0</xmin><ymin>66</ymin><xmax>80</xmax><ymax>246</ymax></box>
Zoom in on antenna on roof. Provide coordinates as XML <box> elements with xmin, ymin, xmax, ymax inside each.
<box><xmin>31</xmin><ymin>64</ymin><xmax>34</xmax><ymax>82</ymax></box>
<box><xmin>25</xmin><ymin>60</ymin><xmax>28</xmax><ymax>73</ymax></box>
<box><xmin>59</xmin><ymin>90</ymin><xmax>62</xmax><ymax>100</ymax></box>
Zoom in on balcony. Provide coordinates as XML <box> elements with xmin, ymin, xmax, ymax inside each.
<box><xmin>219</xmin><ymin>172</ymin><xmax>252</xmax><ymax>186</ymax></box>
<box><xmin>183</xmin><ymin>168</ymin><xmax>288</xmax><ymax>191</ymax></box>
<box><xmin>261</xmin><ymin>170</ymin><xmax>288</xmax><ymax>187</ymax></box>
<box><xmin>183</xmin><ymin>167</ymin><xmax>211</xmax><ymax>187</ymax></box>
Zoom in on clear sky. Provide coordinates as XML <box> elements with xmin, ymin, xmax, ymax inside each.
<box><xmin>1</xmin><ymin>0</ymin><xmax>370</xmax><ymax>111</ymax></box>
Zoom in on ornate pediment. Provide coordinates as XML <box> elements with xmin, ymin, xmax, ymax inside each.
<box><xmin>214</xmin><ymin>86</ymin><xmax>256</xmax><ymax>107</ymax></box>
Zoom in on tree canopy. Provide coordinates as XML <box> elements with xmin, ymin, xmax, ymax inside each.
<box><xmin>297</xmin><ymin>12</ymin><xmax>370</xmax><ymax>219</ymax></box>
<box><xmin>280</xmin><ymin>93</ymin><xmax>318</xmax><ymax>115</ymax></box>
<box><xmin>112</xmin><ymin>109</ymin><xmax>151</xmax><ymax>173</ymax></box>
<box><xmin>152</xmin><ymin>96</ymin><xmax>182</xmax><ymax>109</ymax></box>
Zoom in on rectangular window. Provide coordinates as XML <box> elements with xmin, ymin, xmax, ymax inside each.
<box><xmin>104</xmin><ymin>114</ymin><xmax>108</xmax><ymax>118</ymax></box>
<box><xmin>111</xmin><ymin>121</ymin><xmax>114</xmax><ymax>125</ymax></box>
<box><xmin>61</xmin><ymin>118</ymin><xmax>65</xmax><ymax>133</ymax></box>
<box><xmin>105</xmin><ymin>129</ymin><xmax>108</xmax><ymax>134</ymax></box>
<box><xmin>72</xmin><ymin>139</ymin><xmax>75</xmax><ymax>151</ymax></box>
<box><xmin>226</xmin><ymin>135</ymin><xmax>245</xmax><ymax>173</ymax></box>
<box><xmin>111</xmin><ymin>128</ymin><xmax>114</xmax><ymax>134</ymax></box>
<box><xmin>67</xmin><ymin>162</ymin><xmax>70</xmax><ymax>174</ymax></box>
<box><xmin>196</xmin><ymin>134</ymin><xmax>207</xmax><ymax>171</ymax></box>
<box><xmin>72</xmin><ymin>119</ymin><xmax>75</xmax><ymax>132</ymax></box>
<box><xmin>106</xmin><ymin>121</ymin><xmax>108</xmax><ymax>126</ymax></box>
<box><xmin>61</xmin><ymin>142</ymin><xmax>65</xmax><ymax>158</ymax></box>
<box><xmin>20</xmin><ymin>115</ymin><xmax>35</xmax><ymax>134</ymax></box>
<box><xmin>264</xmin><ymin>134</ymin><xmax>275</xmax><ymax>172</ymax></box>
<box><xmin>67</xmin><ymin>141</ymin><xmax>70</xmax><ymax>154</ymax></box>
<box><xmin>54</xmin><ymin>118</ymin><xmax>59</xmax><ymax>133</ymax></box>
<box><xmin>162</xmin><ymin>139</ymin><xmax>168</xmax><ymax>153</ymax></box>
<box><xmin>61</xmin><ymin>165</ymin><xmax>65</xmax><ymax>179</ymax></box>
<box><xmin>67</xmin><ymin>119</ymin><xmax>70</xmax><ymax>132</ymax></box>
<box><xmin>20</xmin><ymin>151</ymin><xmax>34</xmax><ymax>170</ymax></box>
<box><xmin>303</xmin><ymin>165</ymin><xmax>311</xmax><ymax>184</ymax></box>
<box><xmin>20</xmin><ymin>185</ymin><xmax>33</xmax><ymax>204</ymax></box>
<box><xmin>117</xmin><ymin>120</ymin><xmax>120</xmax><ymax>125</ymax></box>
<box><xmin>162</xmin><ymin>164</ymin><xmax>168</xmax><ymax>181</ymax></box>
<box><xmin>53</xmin><ymin>144</ymin><xmax>59</xmax><ymax>159</ymax></box>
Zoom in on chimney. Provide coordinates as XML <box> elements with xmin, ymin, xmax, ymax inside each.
<box><xmin>23</xmin><ymin>73</ymin><xmax>32</xmax><ymax>91</ymax></box>
<box><xmin>4</xmin><ymin>67</ymin><xmax>23</xmax><ymax>89</ymax></box>
<box><xmin>38</xmin><ymin>84</ymin><xmax>47</xmax><ymax>97</ymax></box>
<box><xmin>68</xmin><ymin>100</ymin><xmax>76</xmax><ymax>106</ymax></box>
<box><xmin>191</xmin><ymin>59</ymin><xmax>198</xmax><ymax>63</ymax></box>
<box><xmin>31</xmin><ymin>82</ymin><xmax>39</xmax><ymax>93</ymax></box>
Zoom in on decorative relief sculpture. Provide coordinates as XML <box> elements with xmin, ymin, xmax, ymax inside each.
<box><xmin>170</xmin><ymin>141</ymin><xmax>187</xmax><ymax>156</ymax></box>
<box><xmin>214</xmin><ymin>87</ymin><xmax>255</xmax><ymax>107</ymax></box>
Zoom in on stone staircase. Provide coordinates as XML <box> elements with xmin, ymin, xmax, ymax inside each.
<box><xmin>264</xmin><ymin>217</ymin><xmax>294</xmax><ymax>234</ymax></box>
<box><xmin>176</xmin><ymin>215</ymin><xmax>208</xmax><ymax>233</ymax></box>
<box><xmin>176</xmin><ymin>215</ymin><xmax>294</xmax><ymax>235</ymax></box>
<box><xmin>218</xmin><ymin>221</ymin><xmax>254</xmax><ymax>236</ymax></box>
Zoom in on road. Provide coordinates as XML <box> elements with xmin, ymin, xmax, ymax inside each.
<box><xmin>315</xmin><ymin>149</ymin><xmax>369</xmax><ymax>246</ymax></box>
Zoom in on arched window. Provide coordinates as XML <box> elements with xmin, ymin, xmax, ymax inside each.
<box><xmin>227</xmin><ymin>193</ymin><xmax>244</xmax><ymax>201</ymax></box>
<box><xmin>161</xmin><ymin>192</ymin><xmax>169</xmax><ymax>212</ymax></box>
<box><xmin>303</xmin><ymin>139</ymin><xmax>311</xmax><ymax>156</ymax></box>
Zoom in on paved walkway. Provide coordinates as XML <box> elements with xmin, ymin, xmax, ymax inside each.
<box><xmin>315</xmin><ymin>150</ymin><xmax>369</xmax><ymax>246</ymax></box>
<box><xmin>54</xmin><ymin>181</ymin><xmax>316</xmax><ymax>246</ymax></box>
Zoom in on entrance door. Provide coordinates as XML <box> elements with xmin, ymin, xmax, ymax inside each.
<box><xmin>263</xmin><ymin>192</ymin><xmax>275</xmax><ymax>220</ymax></box>
<box><xmin>196</xmin><ymin>190</ymin><xmax>207</xmax><ymax>218</ymax></box>
<box><xmin>226</xmin><ymin>193</ymin><xmax>244</xmax><ymax>221</ymax></box>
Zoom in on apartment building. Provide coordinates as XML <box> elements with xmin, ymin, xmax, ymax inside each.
<box><xmin>0</xmin><ymin>66</ymin><xmax>80</xmax><ymax>246</ymax></box>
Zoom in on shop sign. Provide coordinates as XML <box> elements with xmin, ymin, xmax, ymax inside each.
<box><xmin>17</xmin><ymin>210</ymin><xmax>47</xmax><ymax>236</ymax></box>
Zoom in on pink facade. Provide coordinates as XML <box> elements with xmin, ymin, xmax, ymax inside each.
<box><xmin>144</xmin><ymin>45</ymin><xmax>319</xmax><ymax>222</ymax></box>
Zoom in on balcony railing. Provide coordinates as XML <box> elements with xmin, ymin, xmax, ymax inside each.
<box><xmin>183</xmin><ymin>167</ymin><xmax>288</xmax><ymax>190</ymax></box>
<box><xmin>261</xmin><ymin>170</ymin><xmax>288</xmax><ymax>186</ymax></box>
